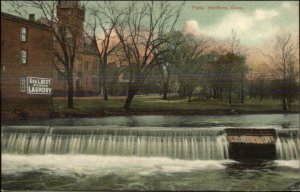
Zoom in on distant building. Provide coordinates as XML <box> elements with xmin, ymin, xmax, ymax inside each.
<box><xmin>1</xmin><ymin>12</ymin><xmax>53</xmax><ymax>100</ymax></box>
<box><xmin>53</xmin><ymin>0</ymin><xmax>100</xmax><ymax>96</ymax></box>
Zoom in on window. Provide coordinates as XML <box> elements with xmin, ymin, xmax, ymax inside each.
<box><xmin>77</xmin><ymin>61</ymin><xmax>82</xmax><ymax>72</ymax></box>
<box><xmin>85</xmin><ymin>61</ymin><xmax>88</xmax><ymax>70</ymax></box>
<box><xmin>20</xmin><ymin>77</ymin><xmax>26</xmax><ymax>92</ymax></box>
<box><xmin>81</xmin><ymin>60</ymin><xmax>84</xmax><ymax>71</ymax></box>
<box><xmin>92</xmin><ymin>77</ymin><xmax>97</xmax><ymax>86</ymax></box>
<box><xmin>20</xmin><ymin>50</ymin><xmax>27</xmax><ymax>64</ymax></box>
<box><xmin>20</xmin><ymin>27</ymin><xmax>27</xmax><ymax>42</ymax></box>
<box><xmin>92</xmin><ymin>63</ymin><xmax>97</xmax><ymax>71</ymax></box>
<box><xmin>85</xmin><ymin>76</ymin><xmax>89</xmax><ymax>85</ymax></box>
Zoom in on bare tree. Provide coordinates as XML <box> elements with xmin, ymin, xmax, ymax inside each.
<box><xmin>203</xmin><ymin>34</ymin><xmax>247</xmax><ymax>104</ymax></box>
<box><xmin>158</xmin><ymin>31</ymin><xmax>184</xmax><ymax>100</ymax></box>
<box><xmin>204</xmin><ymin>51</ymin><xmax>226</xmax><ymax>100</ymax></box>
<box><xmin>85</xmin><ymin>1</ymin><xmax>122</xmax><ymax>100</ymax></box>
<box><xmin>202</xmin><ymin>40</ymin><xmax>230</xmax><ymax>100</ymax></box>
<box><xmin>174</xmin><ymin>33</ymin><xmax>209</xmax><ymax>102</ymax></box>
<box><xmin>228</xmin><ymin>30</ymin><xmax>239</xmax><ymax>104</ymax></box>
<box><xmin>267</xmin><ymin>33</ymin><xmax>298</xmax><ymax>110</ymax></box>
<box><xmin>113</xmin><ymin>1</ymin><xmax>184</xmax><ymax>110</ymax></box>
<box><xmin>225</xmin><ymin>29</ymin><xmax>247</xmax><ymax>104</ymax></box>
<box><xmin>8</xmin><ymin>0</ymin><xmax>85</xmax><ymax>108</ymax></box>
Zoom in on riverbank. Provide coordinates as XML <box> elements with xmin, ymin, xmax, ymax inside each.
<box><xmin>1</xmin><ymin>95</ymin><xmax>299</xmax><ymax>123</ymax></box>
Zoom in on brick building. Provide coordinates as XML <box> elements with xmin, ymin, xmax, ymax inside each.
<box><xmin>1</xmin><ymin>12</ymin><xmax>53</xmax><ymax>99</ymax></box>
<box><xmin>1</xmin><ymin>12</ymin><xmax>53</xmax><ymax>118</ymax></box>
<box><xmin>52</xmin><ymin>0</ymin><xmax>100</xmax><ymax>96</ymax></box>
<box><xmin>1</xmin><ymin>0</ymin><xmax>101</xmax><ymax>105</ymax></box>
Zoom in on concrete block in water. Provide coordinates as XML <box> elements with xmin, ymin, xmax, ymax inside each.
<box><xmin>225</xmin><ymin>128</ymin><xmax>277</xmax><ymax>160</ymax></box>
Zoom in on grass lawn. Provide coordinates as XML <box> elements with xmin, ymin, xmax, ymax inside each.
<box><xmin>52</xmin><ymin>95</ymin><xmax>299</xmax><ymax>113</ymax></box>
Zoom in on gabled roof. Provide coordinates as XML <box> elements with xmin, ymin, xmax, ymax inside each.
<box><xmin>1</xmin><ymin>12</ymin><xmax>50</xmax><ymax>30</ymax></box>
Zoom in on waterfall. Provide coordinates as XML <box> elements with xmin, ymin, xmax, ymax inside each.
<box><xmin>2</xmin><ymin>126</ymin><xmax>298</xmax><ymax>160</ymax></box>
<box><xmin>1</xmin><ymin>126</ymin><xmax>229</xmax><ymax>160</ymax></box>
<box><xmin>275</xmin><ymin>129</ymin><xmax>299</xmax><ymax>160</ymax></box>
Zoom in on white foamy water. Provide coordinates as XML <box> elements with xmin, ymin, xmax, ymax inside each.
<box><xmin>2</xmin><ymin>126</ymin><xmax>299</xmax><ymax>160</ymax></box>
<box><xmin>274</xmin><ymin>160</ymin><xmax>300</xmax><ymax>169</ymax></box>
<box><xmin>2</xmin><ymin>127</ymin><xmax>229</xmax><ymax>160</ymax></box>
<box><xmin>2</xmin><ymin>155</ymin><xmax>300</xmax><ymax>191</ymax></box>
<box><xmin>2</xmin><ymin>154</ymin><xmax>233</xmax><ymax>176</ymax></box>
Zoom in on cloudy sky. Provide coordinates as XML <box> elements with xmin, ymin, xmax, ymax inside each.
<box><xmin>171</xmin><ymin>1</ymin><xmax>299</xmax><ymax>66</ymax></box>
<box><xmin>2</xmin><ymin>1</ymin><xmax>299</xmax><ymax>65</ymax></box>
<box><xmin>178</xmin><ymin>1</ymin><xmax>298</xmax><ymax>45</ymax></box>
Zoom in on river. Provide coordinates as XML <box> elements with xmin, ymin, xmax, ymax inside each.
<box><xmin>1</xmin><ymin>114</ymin><xmax>300</xmax><ymax>191</ymax></box>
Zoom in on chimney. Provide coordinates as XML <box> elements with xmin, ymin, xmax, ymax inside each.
<box><xmin>29</xmin><ymin>14</ymin><xmax>35</xmax><ymax>21</ymax></box>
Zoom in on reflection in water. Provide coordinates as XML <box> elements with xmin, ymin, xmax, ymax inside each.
<box><xmin>4</xmin><ymin>114</ymin><xmax>299</xmax><ymax>128</ymax></box>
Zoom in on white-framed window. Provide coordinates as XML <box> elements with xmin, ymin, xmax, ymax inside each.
<box><xmin>20</xmin><ymin>76</ymin><xmax>26</xmax><ymax>92</ymax></box>
<box><xmin>20</xmin><ymin>27</ymin><xmax>27</xmax><ymax>42</ymax></box>
<box><xmin>21</xmin><ymin>50</ymin><xmax>27</xmax><ymax>64</ymax></box>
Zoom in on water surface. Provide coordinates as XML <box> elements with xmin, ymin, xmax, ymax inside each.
<box><xmin>2</xmin><ymin>114</ymin><xmax>299</xmax><ymax>191</ymax></box>
<box><xmin>2</xmin><ymin>155</ymin><xmax>299</xmax><ymax>191</ymax></box>
<box><xmin>4</xmin><ymin>114</ymin><xmax>299</xmax><ymax>129</ymax></box>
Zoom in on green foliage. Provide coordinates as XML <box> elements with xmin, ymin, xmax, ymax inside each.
<box><xmin>203</xmin><ymin>51</ymin><xmax>248</xmax><ymax>100</ymax></box>
<box><xmin>170</xmin><ymin>33</ymin><xmax>208</xmax><ymax>99</ymax></box>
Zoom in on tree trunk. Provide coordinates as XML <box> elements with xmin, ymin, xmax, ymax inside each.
<box><xmin>162</xmin><ymin>80</ymin><xmax>169</xmax><ymax>100</ymax></box>
<box><xmin>282</xmin><ymin>97</ymin><xmax>288</xmax><ymax>111</ymax></box>
<box><xmin>178</xmin><ymin>82</ymin><xmax>184</xmax><ymax>97</ymax></box>
<box><xmin>123</xmin><ymin>85</ymin><xmax>137</xmax><ymax>110</ymax></box>
<box><xmin>188</xmin><ymin>94</ymin><xmax>192</xmax><ymax>102</ymax></box>
<box><xmin>100</xmin><ymin>59</ymin><xmax>108</xmax><ymax>101</ymax></box>
<box><xmin>102</xmin><ymin>71</ymin><xmax>108</xmax><ymax>100</ymax></box>
<box><xmin>249</xmin><ymin>71</ymin><xmax>253</xmax><ymax>99</ymax></box>
<box><xmin>249</xmin><ymin>87</ymin><xmax>252</xmax><ymax>99</ymax></box>
<box><xmin>103</xmin><ymin>84</ymin><xmax>108</xmax><ymax>100</ymax></box>
<box><xmin>241</xmin><ymin>72</ymin><xmax>244</xmax><ymax>104</ymax></box>
<box><xmin>288</xmin><ymin>97</ymin><xmax>292</xmax><ymax>108</ymax></box>
<box><xmin>67</xmin><ymin>72</ymin><xmax>74</xmax><ymax>108</ymax></box>
<box><xmin>163</xmin><ymin>91</ymin><xmax>167</xmax><ymax>100</ymax></box>
<box><xmin>162</xmin><ymin>75</ymin><xmax>171</xmax><ymax>100</ymax></box>
<box><xmin>188</xmin><ymin>89</ymin><xmax>193</xmax><ymax>102</ymax></box>
<box><xmin>229</xmin><ymin>82</ymin><xmax>232</xmax><ymax>104</ymax></box>
<box><xmin>110</xmin><ymin>83</ymin><xmax>114</xmax><ymax>96</ymax></box>
<box><xmin>213</xmin><ymin>88</ymin><xmax>217</xmax><ymax>99</ymax></box>
<box><xmin>50</xmin><ymin>95</ymin><xmax>54</xmax><ymax>111</ymax></box>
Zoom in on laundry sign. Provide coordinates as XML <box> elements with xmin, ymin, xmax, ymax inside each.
<box><xmin>26</xmin><ymin>76</ymin><xmax>52</xmax><ymax>95</ymax></box>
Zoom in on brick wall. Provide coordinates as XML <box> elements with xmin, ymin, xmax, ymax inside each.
<box><xmin>52</xmin><ymin>51</ymin><xmax>100</xmax><ymax>96</ymax></box>
<box><xmin>1</xmin><ymin>13</ymin><xmax>52</xmax><ymax>100</ymax></box>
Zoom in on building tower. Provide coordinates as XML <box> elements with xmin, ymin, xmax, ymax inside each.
<box><xmin>56</xmin><ymin>0</ymin><xmax>85</xmax><ymax>51</ymax></box>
